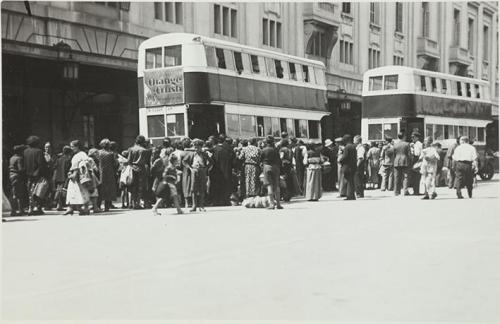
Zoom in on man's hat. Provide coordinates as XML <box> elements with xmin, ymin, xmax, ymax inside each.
<box><xmin>334</xmin><ymin>137</ymin><xmax>343</xmax><ymax>142</ymax></box>
<box><xmin>324</xmin><ymin>139</ymin><xmax>333</xmax><ymax>147</ymax></box>
<box><xmin>411</xmin><ymin>131</ymin><xmax>421</xmax><ymax>138</ymax></box>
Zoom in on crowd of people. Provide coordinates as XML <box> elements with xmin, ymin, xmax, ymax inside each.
<box><xmin>6</xmin><ymin>130</ymin><xmax>480</xmax><ymax>216</ymax></box>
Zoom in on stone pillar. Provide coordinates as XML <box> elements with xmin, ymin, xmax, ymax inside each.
<box><xmin>357</xmin><ymin>2</ymin><xmax>370</xmax><ymax>72</ymax></box>
<box><xmin>477</xmin><ymin>4</ymin><xmax>484</xmax><ymax>80</ymax></box>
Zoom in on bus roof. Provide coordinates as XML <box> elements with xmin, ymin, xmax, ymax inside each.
<box><xmin>139</xmin><ymin>32</ymin><xmax>326</xmax><ymax>68</ymax></box>
<box><xmin>363</xmin><ymin>66</ymin><xmax>489</xmax><ymax>85</ymax></box>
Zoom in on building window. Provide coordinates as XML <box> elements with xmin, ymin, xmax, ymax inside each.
<box><xmin>154</xmin><ymin>2</ymin><xmax>182</xmax><ymax>24</ymax></box>
<box><xmin>368</xmin><ymin>48</ymin><xmax>380</xmax><ymax>68</ymax></box>
<box><xmin>421</xmin><ymin>2</ymin><xmax>429</xmax><ymax>37</ymax></box>
<box><xmin>483</xmin><ymin>25</ymin><xmax>489</xmax><ymax>61</ymax></box>
<box><xmin>453</xmin><ymin>9</ymin><xmax>460</xmax><ymax>46</ymax></box>
<box><xmin>393</xmin><ymin>55</ymin><xmax>404</xmax><ymax>65</ymax></box>
<box><xmin>340</xmin><ymin>40</ymin><xmax>353</xmax><ymax>65</ymax></box>
<box><xmin>395</xmin><ymin>2</ymin><xmax>403</xmax><ymax>33</ymax></box>
<box><xmin>263</xmin><ymin>18</ymin><xmax>282</xmax><ymax>48</ymax></box>
<box><xmin>370</xmin><ymin>3</ymin><xmax>380</xmax><ymax>25</ymax></box>
<box><xmin>468</xmin><ymin>18</ymin><xmax>474</xmax><ymax>53</ymax></box>
<box><xmin>214</xmin><ymin>4</ymin><xmax>237</xmax><ymax>38</ymax></box>
<box><xmin>307</xmin><ymin>31</ymin><xmax>328</xmax><ymax>57</ymax></box>
<box><xmin>342</xmin><ymin>2</ymin><xmax>351</xmax><ymax>14</ymax></box>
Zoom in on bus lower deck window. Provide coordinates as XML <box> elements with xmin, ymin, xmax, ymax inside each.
<box><xmin>166</xmin><ymin>114</ymin><xmax>185</xmax><ymax>137</ymax></box>
<box><xmin>147</xmin><ymin>115</ymin><xmax>166</xmax><ymax>138</ymax></box>
<box><xmin>308</xmin><ymin>120</ymin><xmax>319</xmax><ymax>139</ymax></box>
<box><xmin>368</xmin><ymin>124</ymin><xmax>382</xmax><ymax>140</ymax></box>
<box><xmin>280</xmin><ymin>118</ymin><xmax>287</xmax><ymax>133</ymax></box>
<box><xmin>257</xmin><ymin>116</ymin><xmax>265</xmax><ymax>137</ymax></box>
<box><xmin>478</xmin><ymin>127</ymin><xmax>485</xmax><ymax>141</ymax></box>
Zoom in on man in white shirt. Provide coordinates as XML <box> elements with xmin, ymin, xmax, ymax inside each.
<box><xmin>410</xmin><ymin>132</ymin><xmax>423</xmax><ymax>195</ymax></box>
<box><xmin>354</xmin><ymin>135</ymin><xmax>365</xmax><ymax>198</ymax></box>
<box><xmin>452</xmin><ymin>136</ymin><xmax>478</xmax><ymax>199</ymax></box>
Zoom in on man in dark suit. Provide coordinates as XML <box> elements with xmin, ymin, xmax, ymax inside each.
<box><xmin>339</xmin><ymin>134</ymin><xmax>357</xmax><ymax>200</ymax></box>
<box><xmin>393</xmin><ymin>132</ymin><xmax>411</xmax><ymax>196</ymax></box>
<box><xmin>212</xmin><ymin>136</ymin><xmax>235</xmax><ymax>206</ymax></box>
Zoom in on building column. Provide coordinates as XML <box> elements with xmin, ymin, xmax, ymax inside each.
<box><xmin>477</xmin><ymin>4</ymin><xmax>484</xmax><ymax>79</ymax></box>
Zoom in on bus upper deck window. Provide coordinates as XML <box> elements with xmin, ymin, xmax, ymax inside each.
<box><xmin>275</xmin><ymin>60</ymin><xmax>284</xmax><ymax>79</ymax></box>
<box><xmin>215</xmin><ymin>48</ymin><xmax>226</xmax><ymax>69</ymax></box>
<box><xmin>431</xmin><ymin>77</ymin><xmax>437</xmax><ymax>92</ymax></box>
<box><xmin>420</xmin><ymin>76</ymin><xmax>427</xmax><ymax>91</ymax></box>
<box><xmin>250</xmin><ymin>55</ymin><xmax>260</xmax><ymax>73</ymax></box>
<box><xmin>234</xmin><ymin>52</ymin><xmax>244</xmax><ymax>73</ymax></box>
<box><xmin>441</xmin><ymin>79</ymin><xmax>448</xmax><ymax>94</ymax></box>
<box><xmin>289</xmin><ymin>62</ymin><xmax>297</xmax><ymax>80</ymax></box>
<box><xmin>466</xmin><ymin>83</ymin><xmax>472</xmax><ymax>97</ymax></box>
<box><xmin>205</xmin><ymin>46</ymin><xmax>217</xmax><ymax>67</ymax></box>
<box><xmin>384</xmin><ymin>75</ymin><xmax>398</xmax><ymax>90</ymax></box>
<box><xmin>145</xmin><ymin>47</ymin><xmax>162</xmax><ymax>69</ymax></box>
<box><xmin>457</xmin><ymin>82</ymin><xmax>463</xmax><ymax>96</ymax></box>
<box><xmin>302</xmin><ymin>65</ymin><xmax>310</xmax><ymax>82</ymax></box>
<box><xmin>369</xmin><ymin>76</ymin><xmax>383</xmax><ymax>91</ymax></box>
<box><xmin>474</xmin><ymin>84</ymin><xmax>481</xmax><ymax>98</ymax></box>
<box><xmin>164</xmin><ymin>45</ymin><xmax>182</xmax><ymax>67</ymax></box>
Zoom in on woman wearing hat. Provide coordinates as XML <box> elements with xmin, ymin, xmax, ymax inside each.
<box><xmin>304</xmin><ymin>140</ymin><xmax>323</xmax><ymax>201</ymax></box>
<box><xmin>65</xmin><ymin>140</ymin><xmax>91</xmax><ymax>215</ymax></box>
<box><xmin>98</xmin><ymin>138</ymin><xmax>119</xmax><ymax>212</ymax></box>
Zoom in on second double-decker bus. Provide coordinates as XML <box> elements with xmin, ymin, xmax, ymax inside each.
<box><xmin>138</xmin><ymin>33</ymin><xmax>329</xmax><ymax>144</ymax></box>
<box><xmin>361</xmin><ymin>66</ymin><xmax>493</xmax><ymax>150</ymax></box>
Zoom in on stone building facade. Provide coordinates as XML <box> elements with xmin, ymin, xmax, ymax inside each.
<box><xmin>2</xmin><ymin>1</ymin><xmax>498</xmax><ymax>150</ymax></box>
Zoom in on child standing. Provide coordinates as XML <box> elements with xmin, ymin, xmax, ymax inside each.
<box><xmin>152</xmin><ymin>154</ymin><xmax>183</xmax><ymax>216</ymax></box>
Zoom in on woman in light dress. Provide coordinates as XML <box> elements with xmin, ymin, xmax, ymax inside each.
<box><xmin>420</xmin><ymin>136</ymin><xmax>440</xmax><ymax>200</ymax></box>
<box><xmin>304</xmin><ymin>141</ymin><xmax>323</xmax><ymax>201</ymax></box>
<box><xmin>65</xmin><ymin>140</ymin><xmax>91</xmax><ymax>215</ymax></box>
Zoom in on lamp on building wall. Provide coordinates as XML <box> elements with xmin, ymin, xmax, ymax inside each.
<box><xmin>53</xmin><ymin>41</ymin><xmax>79</xmax><ymax>81</ymax></box>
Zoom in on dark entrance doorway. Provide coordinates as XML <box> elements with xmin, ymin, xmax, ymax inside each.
<box><xmin>187</xmin><ymin>104</ymin><xmax>225</xmax><ymax>140</ymax></box>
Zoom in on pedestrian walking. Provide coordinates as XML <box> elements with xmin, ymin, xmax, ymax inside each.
<box><xmin>354</xmin><ymin>135</ymin><xmax>365</xmax><ymax>198</ymax></box>
<box><xmin>380</xmin><ymin>136</ymin><xmax>395</xmax><ymax>191</ymax></box>
<box><xmin>240</xmin><ymin>137</ymin><xmax>261</xmax><ymax>197</ymax></box>
<box><xmin>65</xmin><ymin>140</ymin><xmax>91</xmax><ymax>215</ymax></box>
<box><xmin>419</xmin><ymin>137</ymin><xmax>440</xmax><ymax>199</ymax></box>
<box><xmin>152</xmin><ymin>154</ymin><xmax>183</xmax><ymax>216</ymax></box>
<box><xmin>339</xmin><ymin>135</ymin><xmax>357</xmax><ymax>200</ymax></box>
<box><xmin>393</xmin><ymin>132</ymin><xmax>411</xmax><ymax>196</ymax></box>
<box><xmin>261</xmin><ymin>135</ymin><xmax>283</xmax><ymax>209</ymax></box>
<box><xmin>53</xmin><ymin>145</ymin><xmax>72</xmax><ymax>211</ymax></box>
<box><xmin>97</xmin><ymin>138</ymin><xmax>119</xmax><ymax>212</ymax></box>
<box><xmin>452</xmin><ymin>136</ymin><xmax>478</xmax><ymax>199</ymax></box>
<box><xmin>24</xmin><ymin>135</ymin><xmax>49</xmax><ymax>215</ymax></box>
<box><xmin>445</xmin><ymin>138</ymin><xmax>459</xmax><ymax>189</ymax></box>
<box><xmin>9</xmin><ymin>145</ymin><xmax>27</xmax><ymax>216</ymax></box>
<box><xmin>304</xmin><ymin>141</ymin><xmax>323</xmax><ymax>201</ymax></box>
<box><xmin>183</xmin><ymin>139</ymin><xmax>212</xmax><ymax>212</ymax></box>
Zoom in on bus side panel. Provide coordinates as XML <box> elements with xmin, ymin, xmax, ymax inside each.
<box><xmin>292</xmin><ymin>86</ymin><xmax>307</xmax><ymax>108</ymax></box>
<box><xmin>362</xmin><ymin>94</ymin><xmax>416</xmax><ymax>118</ymax></box>
<box><xmin>254</xmin><ymin>79</ymin><xmax>270</xmax><ymax>106</ymax></box>
<box><xmin>277</xmin><ymin>83</ymin><xmax>293</xmax><ymax>108</ymax></box>
<box><xmin>138</xmin><ymin>77</ymin><xmax>144</xmax><ymax>108</ymax></box>
<box><xmin>237</xmin><ymin>77</ymin><xmax>255</xmax><ymax>105</ymax></box>
<box><xmin>219</xmin><ymin>74</ymin><xmax>238</xmax><ymax>103</ymax></box>
<box><xmin>184</xmin><ymin>72</ymin><xmax>211</xmax><ymax>103</ymax></box>
<box><xmin>207</xmin><ymin>73</ymin><xmax>221</xmax><ymax>101</ymax></box>
<box><xmin>415</xmin><ymin>95</ymin><xmax>492</xmax><ymax>120</ymax></box>
<box><xmin>305</xmin><ymin>87</ymin><xmax>318</xmax><ymax>110</ymax></box>
<box><xmin>268</xmin><ymin>82</ymin><xmax>279</xmax><ymax>107</ymax></box>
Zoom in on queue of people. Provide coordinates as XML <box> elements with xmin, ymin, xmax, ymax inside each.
<box><xmin>5</xmin><ymin>131</ymin><xmax>482</xmax><ymax>216</ymax></box>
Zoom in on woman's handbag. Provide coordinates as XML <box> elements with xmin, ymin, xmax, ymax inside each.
<box><xmin>33</xmin><ymin>178</ymin><xmax>50</xmax><ymax>199</ymax></box>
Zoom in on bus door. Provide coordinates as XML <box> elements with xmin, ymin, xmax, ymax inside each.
<box><xmin>400</xmin><ymin>117</ymin><xmax>424</xmax><ymax>140</ymax></box>
<box><xmin>187</xmin><ymin>104</ymin><xmax>225</xmax><ymax>140</ymax></box>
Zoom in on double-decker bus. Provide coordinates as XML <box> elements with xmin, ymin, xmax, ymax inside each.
<box><xmin>137</xmin><ymin>33</ymin><xmax>329</xmax><ymax>144</ymax></box>
<box><xmin>361</xmin><ymin>66</ymin><xmax>493</xmax><ymax>150</ymax></box>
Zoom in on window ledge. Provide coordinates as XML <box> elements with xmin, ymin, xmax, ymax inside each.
<box><xmin>341</xmin><ymin>12</ymin><xmax>354</xmax><ymax>22</ymax></box>
<box><xmin>394</xmin><ymin>31</ymin><xmax>405</xmax><ymax>40</ymax></box>
<box><xmin>370</xmin><ymin>22</ymin><xmax>381</xmax><ymax>32</ymax></box>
